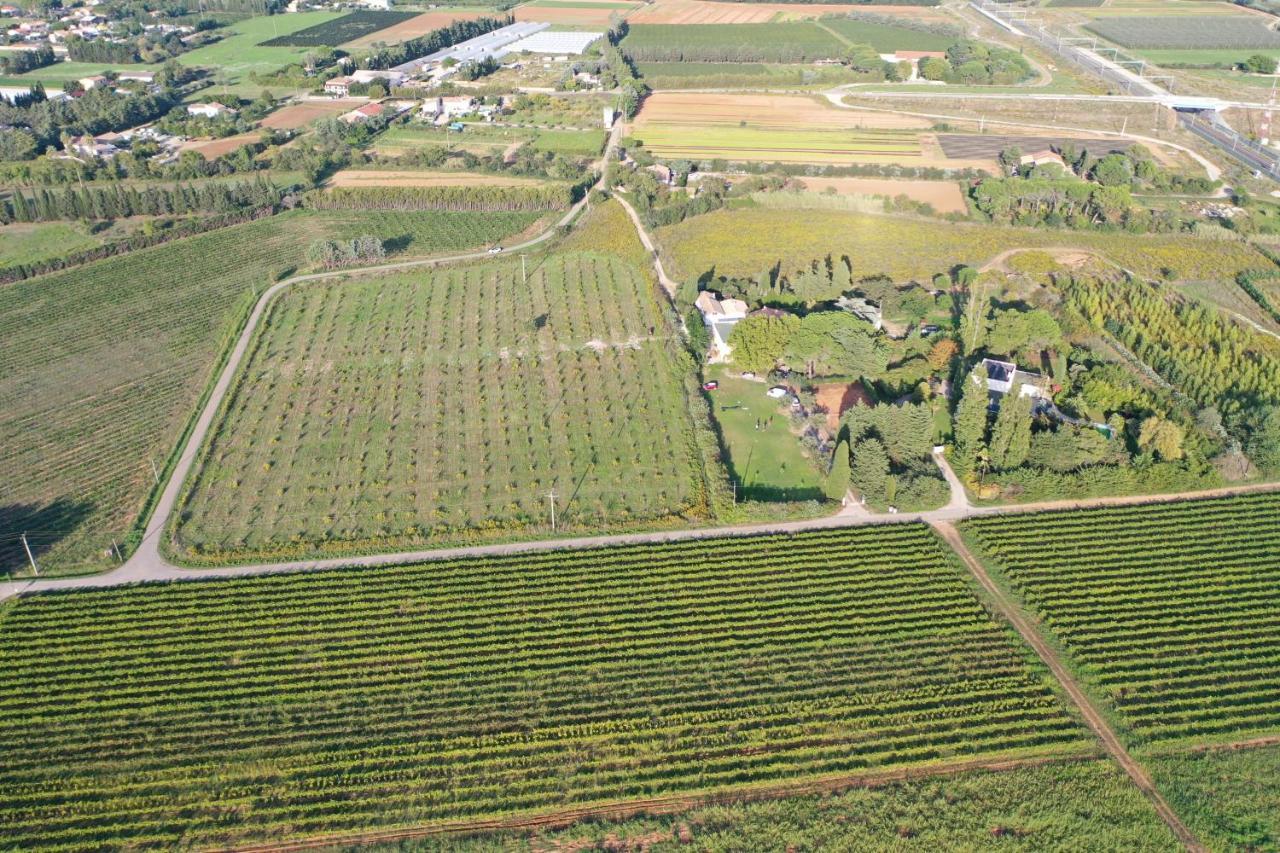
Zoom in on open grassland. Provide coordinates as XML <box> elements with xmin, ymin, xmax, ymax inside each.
<box><xmin>414</xmin><ymin>759</ymin><xmax>1179</xmax><ymax>851</ymax></box>
<box><xmin>963</xmin><ymin>492</ymin><xmax>1280</xmax><ymax>748</ymax></box>
<box><xmin>0</xmin><ymin>59</ymin><xmax>161</xmax><ymax>86</ymax></box>
<box><xmin>1083</xmin><ymin>15</ymin><xmax>1280</xmax><ymax>49</ymax></box>
<box><xmin>819</xmin><ymin>16</ymin><xmax>956</xmax><ymax>52</ymax></box>
<box><xmin>0</xmin><ymin>210</ymin><xmax>545</xmax><ymax>577</ymax></box>
<box><xmin>656</xmin><ymin>208</ymin><xmax>1269</xmax><ymax>285</ymax></box>
<box><xmin>1148</xmin><ymin>742</ymin><xmax>1280</xmax><ymax>853</ymax></box>
<box><xmin>0</xmin><ymin>221</ymin><xmax>101</xmax><ymax>267</ymax></box>
<box><xmin>177</xmin><ymin>12</ymin><xmax>344</xmax><ymax>79</ymax></box>
<box><xmin>621</xmin><ymin>22</ymin><xmax>846</xmax><ymax>62</ymax></box>
<box><xmin>0</xmin><ymin>524</ymin><xmax>1092</xmax><ymax>849</ymax></box>
<box><xmin>1134</xmin><ymin>47</ymin><xmax>1280</xmax><ymax>68</ymax></box>
<box><xmin>174</xmin><ymin>250</ymin><xmax>700</xmax><ymax>563</ymax></box>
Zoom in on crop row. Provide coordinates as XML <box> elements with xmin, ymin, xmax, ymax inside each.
<box><xmin>963</xmin><ymin>492</ymin><xmax>1280</xmax><ymax>745</ymax></box>
<box><xmin>0</xmin><ymin>524</ymin><xmax>1088</xmax><ymax>848</ymax></box>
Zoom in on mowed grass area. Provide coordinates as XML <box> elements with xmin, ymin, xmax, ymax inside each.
<box><xmin>430</xmin><ymin>759</ymin><xmax>1180</xmax><ymax>851</ymax></box>
<box><xmin>0</xmin><ymin>59</ymin><xmax>161</xmax><ymax>87</ymax></box>
<box><xmin>1148</xmin><ymin>743</ymin><xmax>1280</xmax><ymax>853</ymax></box>
<box><xmin>0</xmin><ymin>524</ymin><xmax>1093</xmax><ymax>849</ymax></box>
<box><xmin>962</xmin><ymin>492</ymin><xmax>1280</xmax><ymax>748</ymax></box>
<box><xmin>174</xmin><ymin>248</ymin><xmax>701</xmax><ymax>563</ymax></box>
<box><xmin>0</xmin><ymin>210</ymin><xmax>545</xmax><ymax>577</ymax></box>
<box><xmin>177</xmin><ymin>12</ymin><xmax>344</xmax><ymax>79</ymax></box>
<box><xmin>707</xmin><ymin>369</ymin><xmax>824</xmax><ymax>502</ymax></box>
<box><xmin>0</xmin><ymin>221</ymin><xmax>101</xmax><ymax>267</ymax></box>
<box><xmin>655</xmin><ymin>208</ymin><xmax>1271</xmax><ymax>287</ymax></box>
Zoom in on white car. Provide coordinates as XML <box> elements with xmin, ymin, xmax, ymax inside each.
<box><xmin>766</xmin><ymin>386</ymin><xmax>788</xmax><ymax>399</ymax></box>
<box><xmin>487</xmin><ymin>246</ymin><xmax>504</xmax><ymax>254</ymax></box>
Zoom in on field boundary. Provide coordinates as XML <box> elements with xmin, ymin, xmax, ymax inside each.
<box><xmin>219</xmin><ymin>749</ymin><xmax>1100</xmax><ymax>853</ymax></box>
<box><xmin>931</xmin><ymin>520</ymin><xmax>1205</xmax><ymax>852</ymax></box>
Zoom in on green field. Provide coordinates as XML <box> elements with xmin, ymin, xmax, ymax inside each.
<box><xmin>415</xmin><ymin>759</ymin><xmax>1180</xmax><ymax>851</ymax></box>
<box><xmin>963</xmin><ymin>492</ymin><xmax>1280</xmax><ymax>747</ymax></box>
<box><xmin>0</xmin><ymin>210</ymin><xmax>546</xmax><ymax>577</ymax></box>
<box><xmin>174</xmin><ymin>247</ymin><xmax>701</xmax><ymax>563</ymax></box>
<box><xmin>1148</xmin><ymin>743</ymin><xmax>1280</xmax><ymax>852</ymax></box>
<box><xmin>178</xmin><ymin>12</ymin><xmax>344</xmax><ymax>79</ymax></box>
<box><xmin>1084</xmin><ymin>15</ymin><xmax>1280</xmax><ymax>49</ymax></box>
<box><xmin>655</xmin><ymin>208</ymin><xmax>1271</xmax><ymax>288</ymax></box>
<box><xmin>530</xmin><ymin>128</ymin><xmax>606</xmax><ymax>155</ymax></box>
<box><xmin>706</xmin><ymin>369</ymin><xmax>825</xmax><ymax>502</ymax></box>
<box><xmin>258</xmin><ymin>10</ymin><xmax>417</xmax><ymax>47</ymax></box>
<box><xmin>0</xmin><ymin>221</ymin><xmax>101</xmax><ymax>267</ymax></box>
<box><xmin>0</xmin><ymin>59</ymin><xmax>162</xmax><ymax>88</ymax></box>
<box><xmin>0</xmin><ymin>523</ymin><xmax>1093</xmax><ymax>849</ymax></box>
<box><xmin>818</xmin><ymin>16</ymin><xmax>957</xmax><ymax>52</ymax></box>
<box><xmin>621</xmin><ymin>23</ymin><xmax>846</xmax><ymax>63</ymax></box>
<box><xmin>1134</xmin><ymin>47</ymin><xmax>1280</xmax><ymax>68</ymax></box>
<box><xmin>634</xmin><ymin>123</ymin><xmax>920</xmax><ymax>164</ymax></box>
<box><xmin>637</xmin><ymin>61</ymin><xmax>863</xmax><ymax>89</ymax></box>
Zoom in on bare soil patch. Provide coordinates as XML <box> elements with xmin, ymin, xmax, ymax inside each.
<box><xmin>798</xmin><ymin>176</ymin><xmax>968</xmax><ymax>213</ymax></box>
<box><xmin>814</xmin><ymin>381</ymin><xmax>871</xmax><ymax>431</ymax></box>
<box><xmin>513</xmin><ymin>4</ymin><xmax>624</xmax><ymax>24</ymax></box>
<box><xmin>633</xmin><ymin>92</ymin><xmax>932</xmax><ymax>130</ymax></box>
<box><xmin>342</xmin><ymin>11</ymin><xmax>486</xmax><ymax>48</ymax></box>
<box><xmin>182</xmin><ymin>132</ymin><xmax>263</xmax><ymax>159</ymax></box>
<box><xmin>261</xmin><ymin>99</ymin><xmax>366</xmax><ymax>130</ymax></box>
<box><xmin>326</xmin><ymin>169</ymin><xmax>552</xmax><ymax>188</ymax></box>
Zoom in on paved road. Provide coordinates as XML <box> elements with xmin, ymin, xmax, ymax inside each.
<box><xmin>933</xmin><ymin>520</ymin><xmax>1206</xmax><ymax>852</ymax></box>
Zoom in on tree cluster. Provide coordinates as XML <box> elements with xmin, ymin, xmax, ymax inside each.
<box><xmin>303</xmin><ymin>184</ymin><xmax>573</xmax><ymax>213</ymax></box>
<box><xmin>306</xmin><ymin>235</ymin><xmax>386</xmax><ymax>270</ymax></box>
<box><xmin>0</xmin><ymin>176</ymin><xmax>281</xmax><ymax>223</ymax></box>
<box><xmin>0</xmin><ymin>45</ymin><xmax>55</xmax><ymax>75</ymax></box>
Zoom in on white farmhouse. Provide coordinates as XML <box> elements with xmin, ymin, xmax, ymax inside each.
<box><xmin>694</xmin><ymin>291</ymin><xmax>749</xmax><ymax>363</ymax></box>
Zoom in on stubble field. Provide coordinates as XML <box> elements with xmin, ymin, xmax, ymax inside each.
<box><xmin>174</xmin><ymin>249</ymin><xmax>703</xmax><ymax>562</ymax></box>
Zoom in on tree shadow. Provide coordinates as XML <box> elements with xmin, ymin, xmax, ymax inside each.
<box><xmin>0</xmin><ymin>499</ymin><xmax>97</xmax><ymax>575</ymax></box>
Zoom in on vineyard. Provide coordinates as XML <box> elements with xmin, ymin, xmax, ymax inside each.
<box><xmin>0</xmin><ymin>210</ymin><xmax>548</xmax><ymax>576</ymax></box>
<box><xmin>962</xmin><ymin>492</ymin><xmax>1280</xmax><ymax>746</ymax></box>
<box><xmin>174</xmin><ymin>251</ymin><xmax>704</xmax><ymax>562</ymax></box>
<box><xmin>0</xmin><ymin>524</ymin><xmax>1092</xmax><ymax>849</ymax></box>
<box><xmin>621</xmin><ymin>23</ymin><xmax>847</xmax><ymax>63</ymax></box>
<box><xmin>258</xmin><ymin>10</ymin><xmax>417</xmax><ymax>47</ymax></box>
<box><xmin>1083</xmin><ymin>16</ymin><xmax>1280</xmax><ymax>49</ymax></box>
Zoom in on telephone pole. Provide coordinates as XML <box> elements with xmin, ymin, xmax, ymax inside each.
<box><xmin>546</xmin><ymin>489</ymin><xmax>557</xmax><ymax>531</ymax></box>
<box><xmin>149</xmin><ymin>458</ymin><xmax>160</xmax><ymax>484</ymax></box>
<box><xmin>20</xmin><ymin>533</ymin><xmax>38</xmax><ymax>575</ymax></box>
<box><xmin>522</xmin><ymin>254</ymin><xmax>527</xmax><ymax>284</ymax></box>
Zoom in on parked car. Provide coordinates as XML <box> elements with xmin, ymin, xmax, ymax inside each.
<box><xmin>487</xmin><ymin>246</ymin><xmax>503</xmax><ymax>254</ymax></box>
<box><xmin>702</xmin><ymin>380</ymin><xmax>719</xmax><ymax>391</ymax></box>
<box><xmin>766</xmin><ymin>386</ymin><xmax>788</xmax><ymax>399</ymax></box>
<box><xmin>920</xmin><ymin>324</ymin><xmax>941</xmax><ymax>336</ymax></box>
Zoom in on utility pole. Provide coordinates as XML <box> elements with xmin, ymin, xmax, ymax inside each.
<box><xmin>546</xmin><ymin>489</ymin><xmax>557</xmax><ymax>531</ymax></box>
<box><xmin>149</xmin><ymin>458</ymin><xmax>160</xmax><ymax>484</ymax></box>
<box><xmin>21</xmin><ymin>533</ymin><xmax>38</xmax><ymax>576</ymax></box>
<box><xmin>522</xmin><ymin>254</ymin><xmax>527</xmax><ymax>284</ymax></box>
<box><xmin>111</xmin><ymin>539</ymin><xmax>123</xmax><ymax>563</ymax></box>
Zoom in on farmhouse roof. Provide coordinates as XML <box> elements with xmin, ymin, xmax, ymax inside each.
<box><xmin>695</xmin><ymin>291</ymin><xmax>748</xmax><ymax>320</ymax></box>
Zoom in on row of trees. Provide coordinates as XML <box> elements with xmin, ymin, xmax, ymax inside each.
<box><xmin>303</xmin><ymin>184</ymin><xmax>574</xmax><ymax>212</ymax></box>
<box><xmin>0</xmin><ymin>45</ymin><xmax>55</xmax><ymax>75</ymax></box>
<box><xmin>605</xmin><ymin>21</ymin><xmax>648</xmax><ymax>119</ymax></box>
<box><xmin>0</xmin><ymin>177</ymin><xmax>283</xmax><ymax>223</ymax></box>
<box><xmin>728</xmin><ymin>309</ymin><xmax>887</xmax><ymax>379</ymax></box>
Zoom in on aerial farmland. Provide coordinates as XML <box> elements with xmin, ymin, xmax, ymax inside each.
<box><xmin>2</xmin><ymin>0</ymin><xmax>1280</xmax><ymax>847</ymax></box>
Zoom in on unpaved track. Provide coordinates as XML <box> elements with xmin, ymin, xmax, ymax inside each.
<box><xmin>931</xmin><ymin>520</ymin><xmax>1206</xmax><ymax>853</ymax></box>
<box><xmin>221</xmin><ymin>750</ymin><xmax>1095</xmax><ymax>853</ymax></box>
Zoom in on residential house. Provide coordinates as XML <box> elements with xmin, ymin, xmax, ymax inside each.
<box><xmin>694</xmin><ymin>290</ymin><xmax>749</xmax><ymax>363</ymax></box>
<box><xmin>117</xmin><ymin>70</ymin><xmax>156</xmax><ymax>84</ymax></box>
<box><xmin>324</xmin><ymin>76</ymin><xmax>353</xmax><ymax>97</ymax></box>
<box><xmin>66</xmin><ymin>134</ymin><xmax>119</xmax><ymax>158</ymax></box>
<box><xmin>835</xmin><ymin>294</ymin><xmax>883</xmax><ymax>331</ymax></box>
<box><xmin>973</xmin><ymin>357</ymin><xmax>1046</xmax><ymax>403</ymax></box>
<box><xmin>1019</xmin><ymin>148</ymin><xmax>1067</xmax><ymax>171</ymax></box>
<box><xmin>439</xmin><ymin>95</ymin><xmax>475</xmax><ymax>117</ymax></box>
<box><xmin>187</xmin><ymin>101</ymin><xmax>237</xmax><ymax>118</ymax></box>
<box><xmin>0</xmin><ymin>5</ymin><xmax>22</xmax><ymax>16</ymax></box>
<box><xmin>340</xmin><ymin>101</ymin><xmax>385</xmax><ymax>123</ymax></box>
<box><xmin>78</xmin><ymin>75</ymin><xmax>109</xmax><ymax>90</ymax></box>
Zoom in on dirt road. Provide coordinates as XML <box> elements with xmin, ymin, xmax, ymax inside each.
<box><xmin>931</xmin><ymin>520</ymin><xmax>1206</xmax><ymax>852</ymax></box>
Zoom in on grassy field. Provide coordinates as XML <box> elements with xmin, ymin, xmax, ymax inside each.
<box><xmin>1133</xmin><ymin>47</ymin><xmax>1280</xmax><ymax>68</ymax></box>
<box><xmin>417</xmin><ymin>759</ymin><xmax>1180</xmax><ymax>851</ymax></box>
<box><xmin>0</xmin><ymin>222</ymin><xmax>101</xmax><ymax>267</ymax></box>
<box><xmin>178</xmin><ymin>12</ymin><xmax>344</xmax><ymax>80</ymax></box>
<box><xmin>1083</xmin><ymin>15</ymin><xmax>1280</xmax><ymax>49</ymax></box>
<box><xmin>655</xmin><ymin>208</ymin><xmax>1270</xmax><ymax>287</ymax></box>
<box><xmin>621</xmin><ymin>22</ymin><xmax>846</xmax><ymax>62</ymax></box>
<box><xmin>0</xmin><ymin>59</ymin><xmax>161</xmax><ymax>88</ymax></box>
<box><xmin>174</xmin><ymin>246</ymin><xmax>700</xmax><ymax>562</ymax></box>
<box><xmin>963</xmin><ymin>492</ymin><xmax>1280</xmax><ymax>748</ymax></box>
<box><xmin>706</xmin><ymin>369</ymin><xmax>824</xmax><ymax>502</ymax></box>
<box><xmin>0</xmin><ymin>210</ymin><xmax>546</xmax><ymax>577</ymax></box>
<box><xmin>257</xmin><ymin>10</ymin><xmax>417</xmax><ymax>47</ymax></box>
<box><xmin>530</xmin><ymin>128</ymin><xmax>606</xmax><ymax>155</ymax></box>
<box><xmin>1148</xmin><ymin>743</ymin><xmax>1280</xmax><ymax>853</ymax></box>
<box><xmin>0</xmin><ymin>523</ymin><xmax>1093</xmax><ymax>849</ymax></box>
<box><xmin>819</xmin><ymin>16</ymin><xmax>957</xmax><ymax>52</ymax></box>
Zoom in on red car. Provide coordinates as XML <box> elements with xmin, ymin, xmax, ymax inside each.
<box><xmin>702</xmin><ymin>381</ymin><xmax>719</xmax><ymax>391</ymax></box>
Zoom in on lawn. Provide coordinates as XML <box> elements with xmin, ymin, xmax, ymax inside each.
<box><xmin>0</xmin><ymin>210</ymin><xmax>547</xmax><ymax>577</ymax></box>
<box><xmin>174</xmin><ymin>247</ymin><xmax>703</xmax><ymax>563</ymax></box>
<box><xmin>706</xmin><ymin>368</ymin><xmax>825</xmax><ymax>502</ymax></box>
<box><xmin>962</xmin><ymin>492</ymin><xmax>1280</xmax><ymax>747</ymax></box>
<box><xmin>177</xmin><ymin>12</ymin><xmax>344</xmax><ymax>80</ymax></box>
<box><xmin>0</xmin><ymin>222</ymin><xmax>101</xmax><ymax>268</ymax></box>
<box><xmin>0</xmin><ymin>523</ymin><xmax>1091</xmax><ymax>848</ymax></box>
<box><xmin>655</xmin><ymin>208</ymin><xmax>1270</xmax><ymax>287</ymax></box>
<box><xmin>530</xmin><ymin>128</ymin><xmax>606</xmax><ymax>155</ymax></box>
